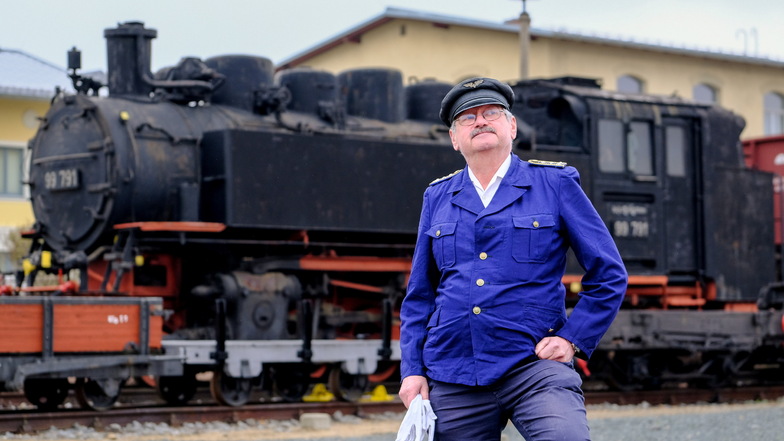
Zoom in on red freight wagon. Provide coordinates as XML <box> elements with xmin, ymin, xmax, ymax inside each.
<box><xmin>0</xmin><ymin>296</ymin><xmax>163</xmax><ymax>353</ymax></box>
<box><xmin>0</xmin><ymin>296</ymin><xmax>179</xmax><ymax>410</ymax></box>
<box><xmin>743</xmin><ymin>135</ymin><xmax>784</xmax><ymax>244</ymax></box>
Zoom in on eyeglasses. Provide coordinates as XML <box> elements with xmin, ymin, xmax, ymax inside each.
<box><xmin>455</xmin><ymin>107</ymin><xmax>504</xmax><ymax>126</ymax></box>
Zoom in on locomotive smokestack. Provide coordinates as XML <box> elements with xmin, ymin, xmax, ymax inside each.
<box><xmin>104</xmin><ymin>21</ymin><xmax>157</xmax><ymax>96</ymax></box>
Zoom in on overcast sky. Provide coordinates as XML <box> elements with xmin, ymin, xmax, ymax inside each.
<box><xmin>1</xmin><ymin>0</ymin><xmax>781</xmax><ymax>72</ymax></box>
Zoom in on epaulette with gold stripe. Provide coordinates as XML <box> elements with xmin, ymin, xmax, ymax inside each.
<box><xmin>429</xmin><ymin>169</ymin><xmax>463</xmax><ymax>185</ymax></box>
<box><xmin>528</xmin><ymin>159</ymin><xmax>567</xmax><ymax>168</ymax></box>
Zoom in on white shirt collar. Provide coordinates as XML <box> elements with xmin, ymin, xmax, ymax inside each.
<box><xmin>467</xmin><ymin>154</ymin><xmax>512</xmax><ymax>207</ymax></box>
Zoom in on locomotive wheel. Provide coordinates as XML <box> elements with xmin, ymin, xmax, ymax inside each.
<box><xmin>75</xmin><ymin>378</ymin><xmax>122</xmax><ymax>411</ymax></box>
<box><xmin>156</xmin><ymin>374</ymin><xmax>198</xmax><ymax>406</ymax></box>
<box><xmin>328</xmin><ymin>365</ymin><xmax>370</xmax><ymax>402</ymax></box>
<box><xmin>210</xmin><ymin>369</ymin><xmax>252</xmax><ymax>406</ymax></box>
<box><xmin>23</xmin><ymin>378</ymin><xmax>70</xmax><ymax>410</ymax></box>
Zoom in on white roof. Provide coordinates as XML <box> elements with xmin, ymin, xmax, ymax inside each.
<box><xmin>279</xmin><ymin>7</ymin><xmax>784</xmax><ymax>70</ymax></box>
<box><xmin>0</xmin><ymin>48</ymin><xmax>72</xmax><ymax>99</ymax></box>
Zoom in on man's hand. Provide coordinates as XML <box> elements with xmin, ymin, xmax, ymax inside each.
<box><xmin>535</xmin><ymin>336</ymin><xmax>576</xmax><ymax>362</ymax></box>
<box><xmin>398</xmin><ymin>375</ymin><xmax>429</xmax><ymax>408</ymax></box>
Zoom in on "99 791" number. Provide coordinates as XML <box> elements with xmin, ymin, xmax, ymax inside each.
<box><xmin>44</xmin><ymin>168</ymin><xmax>80</xmax><ymax>191</ymax></box>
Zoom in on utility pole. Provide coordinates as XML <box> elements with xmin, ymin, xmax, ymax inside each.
<box><xmin>518</xmin><ymin>0</ymin><xmax>531</xmax><ymax>79</ymax></box>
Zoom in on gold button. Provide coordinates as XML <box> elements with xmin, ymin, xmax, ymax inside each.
<box><xmin>436</xmin><ymin>230</ymin><xmax>441</xmax><ymax>237</ymax></box>
<box><xmin>533</xmin><ymin>220</ymin><xmax>540</xmax><ymax>228</ymax></box>
<box><xmin>479</xmin><ymin>252</ymin><xmax>488</xmax><ymax>260</ymax></box>
<box><xmin>473</xmin><ymin>306</ymin><xmax>481</xmax><ymax>315</ymax></box>
<box><xmin>476</xmin><ymin>279</ymin><xmax>485</xmax><ymax>286</ymax></box>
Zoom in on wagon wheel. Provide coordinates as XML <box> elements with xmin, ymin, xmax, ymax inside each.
<box><xmin>210</xmin><ymin>369</ymin><xmax>252</xmax><ymax>407</ymax></box>
<box><xmin>23</xmin><ymin>378</ymin><xmax>70</xmax><ymax>410</ymax></box>
<box><xmin>75</xmin><ymin>378</ymin><xmax>122</xmax><ymax>411</ymax></box>
<box><xmin>328</xmin><ymin>365</ymin><xmax>369</xmax><ymax>402</ymax></box>
<box><xmin>156</xmin><ymin>374</ymin><xmax>198</xmax><ymax>406</ymax></box>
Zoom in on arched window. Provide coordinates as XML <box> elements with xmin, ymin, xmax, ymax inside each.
<box><xmin>617</xmin><ymin>75</ymin><xmax>643</xmax><ymax>94</ymax></box>
<box><xmin>764</xmin><ymin>92</ymin><xmax>784</xmax><ymax>135</ymax></box>
<box><xmin>693</xmin><ymin>83</ymin><xmax>718</xmax><ymax>104</ymax></box>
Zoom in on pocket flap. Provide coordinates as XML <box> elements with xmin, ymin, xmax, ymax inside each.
<box><xmin>513</xmin><ymin>214</ymin><xmax>555</xmax><ymax>229</ymax></box>
<box><xmin>426</xmin><ymin>222</ymin><xmax>457</xmax><ymax>238</ymax></box>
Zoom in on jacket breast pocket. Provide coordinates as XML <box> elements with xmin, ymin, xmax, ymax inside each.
<box><xmin>426</xmin><ymin>222</ymin><xmax>457</xmax><ymax>268</ymax></box>
<box><xmin>512</xmin><ymin>215</ymin><xmax>555</xmax><ymax>263</ymax></box>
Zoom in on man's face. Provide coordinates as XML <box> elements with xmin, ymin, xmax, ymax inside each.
<box><xmin>448</xmin><ymin>104</ymin><xmax>517</xmax><ymax>158</ymax></box>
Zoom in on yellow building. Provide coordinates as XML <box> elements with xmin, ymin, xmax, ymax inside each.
<box><xmin>279</xmin><ymin>7</ymin><xmax>784</xmax><ymax>139</ymax></box>
<box><xmin>0</xmin><ymin>49</ymin><xmax>70</xmax><ymax>271</ymax></box>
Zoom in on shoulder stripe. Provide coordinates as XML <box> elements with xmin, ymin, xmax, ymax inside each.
<box><xmin>429</xmin><ymin>169</ymin><xmax>463</xmax><ymax>185</ymax></box>
<box><xmin>528</xmin><ymin>159</ymin><xmax>567</xmax><ymax>168</ymax></box>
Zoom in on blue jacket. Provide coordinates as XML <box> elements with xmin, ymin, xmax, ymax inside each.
<box><xmin>400</xmin><ymin>155</ymin><xmax>627</xmax><ymax>386</ymax></box>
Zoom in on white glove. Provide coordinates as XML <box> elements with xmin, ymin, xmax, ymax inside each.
<box><xmin>396</xmin><ymin>394</ymin><xmax>437</xmax><ymax>441</ymax></box>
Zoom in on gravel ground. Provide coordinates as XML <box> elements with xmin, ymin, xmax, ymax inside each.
<box><xmin>2</xmin><ymin>399</ymin><xmax>783</xmax><ymax>441</ymax></box>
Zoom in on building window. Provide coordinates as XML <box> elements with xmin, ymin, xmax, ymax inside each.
<box><xmin>693</xmin><ymin>83</ymin><xmax>718</xmax><ymax>104</ymax></box>
<box><xmin>764</xmin><ymin>92</ymin><xmax>784</xmax><ymax>135</ymax></box>
<box><xmin>0</xmin><ymin>147</ymin><xmax>23</xmax><ymax>196</ymax></box>
<box><xmin>617</xmin><ymin>75</ymin><xmax>644</xmax><ymax>94</ymax></box>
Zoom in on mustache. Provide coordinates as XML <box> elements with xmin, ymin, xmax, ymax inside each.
<box><xmin>471</xmin><ymin>126</ymin><xmax>497</xmax><ymax>137</ymax></box>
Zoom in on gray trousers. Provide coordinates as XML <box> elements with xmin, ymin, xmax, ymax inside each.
<box><xmin>428</xmin><ymin>359</ymin><xmax>590</xmax><ymax>441</ymax></box>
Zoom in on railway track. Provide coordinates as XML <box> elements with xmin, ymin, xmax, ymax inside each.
<box><xmin>0</xmin><ymin>401</ymin><xmax>404</xmax><ymax>433</ymax></box>
<box><xmin>584</xmin><ymin>385</ymin><xmax>784</xmax><ymax>406</ymax></box>
<box><xmin>1</xmin><ymin>385</ymin><xmax>783</xmax><ymax>434</ymax></box>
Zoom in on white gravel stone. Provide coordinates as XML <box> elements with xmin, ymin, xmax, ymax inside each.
<box><xmin>300</xmin><ymin>413</ymin><xmax>331</xmax><ymax>430</ymax></box>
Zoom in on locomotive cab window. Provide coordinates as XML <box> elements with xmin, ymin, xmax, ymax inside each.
<box><xmin>665</xmin><ymin>126</ymin><xmax>687</xmax><ymax>177</ymax></box>
<box><xmin>597</xmin><ymin>119</ymin><xmax>654</xmax><ymax>178</ymax></box>
<box><xmin>628</xmin><ymin>122</ymin><xmax>653</xmax><ymax>176</ymax></box>
<box><xmin>598</xmin><ymin>119</ymin><xmax>624</xmax><ymax>173</ymax></box>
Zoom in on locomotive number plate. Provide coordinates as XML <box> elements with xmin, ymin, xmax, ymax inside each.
<box><xmin>44</xmin><ymin>168</ymin><xmax>80</xmax><ymax>191</ymax></box>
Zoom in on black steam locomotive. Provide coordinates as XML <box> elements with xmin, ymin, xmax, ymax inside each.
<box><xmin>2</xmin><ymin>21</ymin><xmax>783</xmax><ymax>410</ymax></box>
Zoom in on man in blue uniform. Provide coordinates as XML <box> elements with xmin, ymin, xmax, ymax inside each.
<box><xmin>398</xmin><ymin>77</ymin><xmax>627</xmax><ymax>441</ymax></box>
